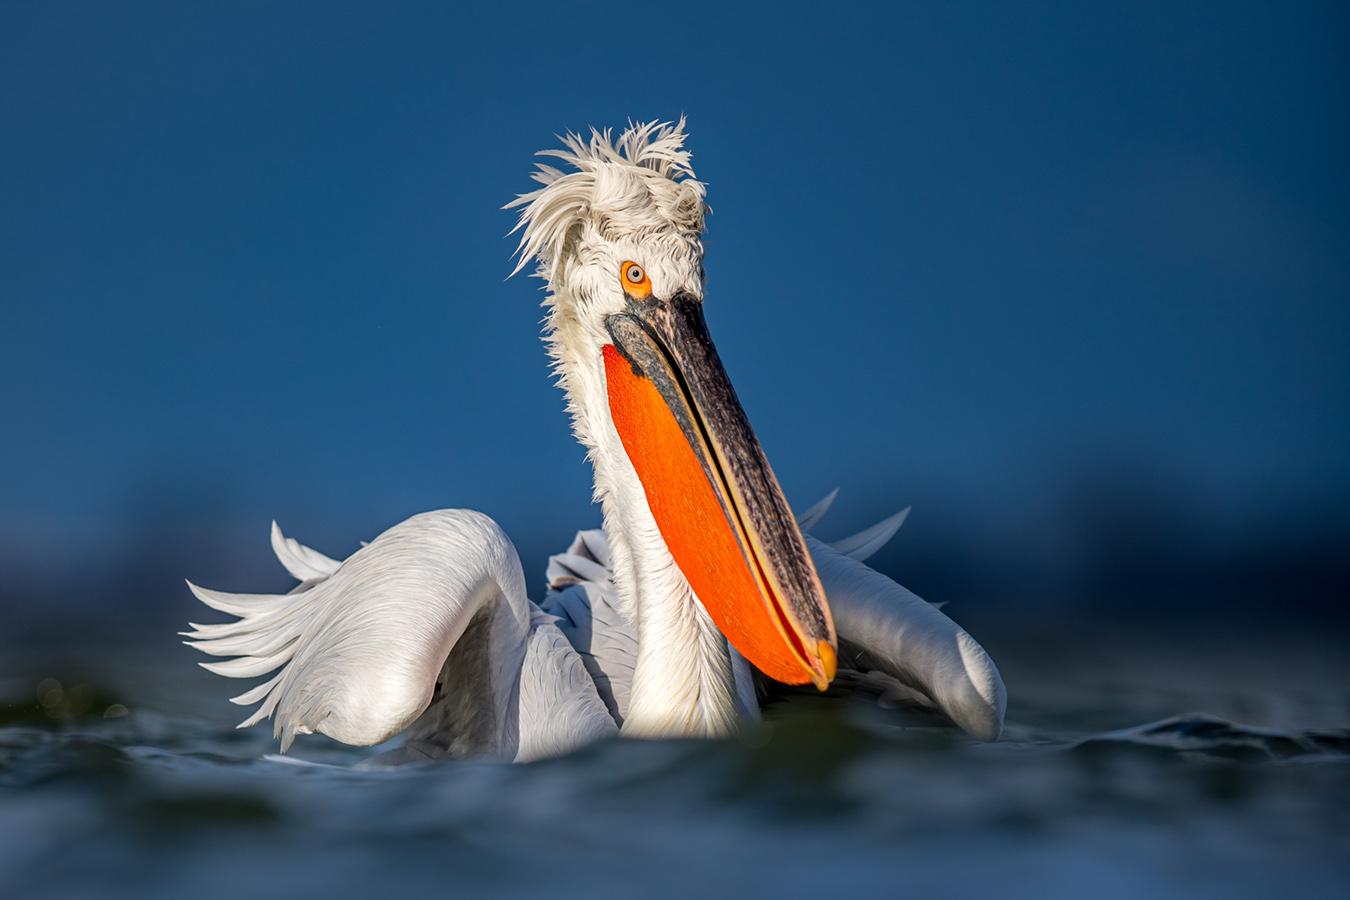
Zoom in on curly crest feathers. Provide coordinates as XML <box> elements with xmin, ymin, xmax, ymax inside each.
<box><xmin>504</xmin><ymin>118</ymin><xmax>707</xmax><ymax>281</ymax></box>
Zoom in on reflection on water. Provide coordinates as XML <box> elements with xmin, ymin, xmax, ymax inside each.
<box><xmin>2</xmin><ymin>636</ymin><xmax>1347</xmax><ymax>900</ymax></box>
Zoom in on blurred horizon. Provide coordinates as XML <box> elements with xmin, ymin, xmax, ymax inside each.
<box><xmin>2</xmin><ymin>1</ymin><xmax>1348</xmax><ymax>650</ymax></box>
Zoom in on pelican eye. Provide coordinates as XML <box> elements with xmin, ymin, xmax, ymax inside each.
<box><xmin>620</xmin><ymin>261</ymin><xmax>651</xmax><ymax>298</ymax></box>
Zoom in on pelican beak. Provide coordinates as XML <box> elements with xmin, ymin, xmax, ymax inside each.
<box><xmin>604</xmin><ymin>292</ymin><xmax>837</xmax><ymax>688</ymax></box>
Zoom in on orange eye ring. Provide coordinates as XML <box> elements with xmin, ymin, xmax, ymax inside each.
<box><xmin>620</xmin><ymin>261</ymin><xmax>651</xmax><ymax>298</ymax></box>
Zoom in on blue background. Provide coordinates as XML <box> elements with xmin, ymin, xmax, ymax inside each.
<box><xmin>2</xmin><ymin>1</ymin><xmax>1347</xmax><ymax>640</ymax></box>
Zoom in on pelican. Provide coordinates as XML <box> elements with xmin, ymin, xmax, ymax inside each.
<box><xmin>184</xmin><ymin>119</ymin><xmax>1006</xmax><ymax>763</ymax></box>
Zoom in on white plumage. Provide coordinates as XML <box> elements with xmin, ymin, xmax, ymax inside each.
<box><xmin>186</xmin><ymin>499</ymin><xmax>1003</xmax><ymax>758</ymax></box>
<box><xmin>185</xmin><ymin>119</ymin><xmax>1007</xmax><ymax>762</ymax></box>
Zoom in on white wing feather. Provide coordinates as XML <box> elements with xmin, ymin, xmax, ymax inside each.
<box><xmin>514</xmin><ymin>610</ymin><xmax>620</xmax><ymax>762</ymax></box>
<box><xmin>795</xmin><ymin>488</ymin><xmax>839</xmax><ymax>532</ymax></box>
<box><xmin>541</xmin><ymin>529</ymin><xmax>638</xmax><ymax>724</ymax></box>
<box><xmin>269</xmin><ymin>520</ymin><xmax>341</xmax><ymax>582</ymax></box>
<box><xmin>185</xmin><ymin>510</ymin><xmax>532</xmax><ymax>753</ymax></box>
<box><xmin>829</xmin><ymin>507</ymin><xmax>910</xmax><ymax>561</ymax></box>
<box><xmin>807</xmin><ymin>535</ymin><xmax>1006</xmax><ymax>741</ymax></box>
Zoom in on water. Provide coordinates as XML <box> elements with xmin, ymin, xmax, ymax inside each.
<box><xmin>3</xmin><ymin>632</ymin><xmax>1347</xmax><ymax>900</ymax></box>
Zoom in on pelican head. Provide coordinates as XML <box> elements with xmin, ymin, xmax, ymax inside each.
<box><xmin>507</xmin><ymin>119</ymin><xmax>836</xmax><ymax>691</ymax></box>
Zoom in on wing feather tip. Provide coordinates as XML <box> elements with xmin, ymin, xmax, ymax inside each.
<box><xmin>832</xmin><ymin>505</ymin><xmax>912</xmax><ymax>561</ymax></box>
<box><xmin>797</xmin><ymin>487</ymin><xmax>840</xmax><ymax>531</ymax></box>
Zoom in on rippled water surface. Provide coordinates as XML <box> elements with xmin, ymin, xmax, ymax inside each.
<box><xmin>3</xmin><ymin>633</ymin><xmax>1348</xmax><ymax>900</ymax></box>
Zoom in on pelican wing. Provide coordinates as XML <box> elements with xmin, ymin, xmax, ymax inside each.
<box><xmin>540</xmin><ymin>529</ymin><xmax>638</xmax><ymax>725</ymax></box>
<box><xmin>372</xmin><ymin>605</ymin><xmax>618</xmax><ymax>765</ymax></box>
<box><xmin>184</xmin><ymin>510</ymin><xmax>535</xmax><ymax>754</ymax></box>
<box><xmin>515</xmin><ymin>608</ymin><xmax>621</xmax><ymax>761</ymax></box>
<box><xmin>374</xmin><ymin>527</ymin><xmax>641</xmax><ymax>763</ymax></box>
<box><xmin>806</xmin><ymin>535</ymin><xmax>1006</xmax><ymax>741</ymax></box>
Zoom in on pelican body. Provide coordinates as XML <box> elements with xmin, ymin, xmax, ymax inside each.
<box><xmin>184</xmin><ymin>120</ymin><xmax>1006</xmax><ymax>762</ymax></box>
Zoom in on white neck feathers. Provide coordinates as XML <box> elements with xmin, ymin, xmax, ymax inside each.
<box><xmin>545</xmin><ymin>286</ymin><xmax>742</xmax><ymax>738</ymax></box>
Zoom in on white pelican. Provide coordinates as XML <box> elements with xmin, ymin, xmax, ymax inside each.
<box><xmin>184</xmin><ymin>119</ymin><xmax>1006</xmax><ymax>763</ymax></box>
